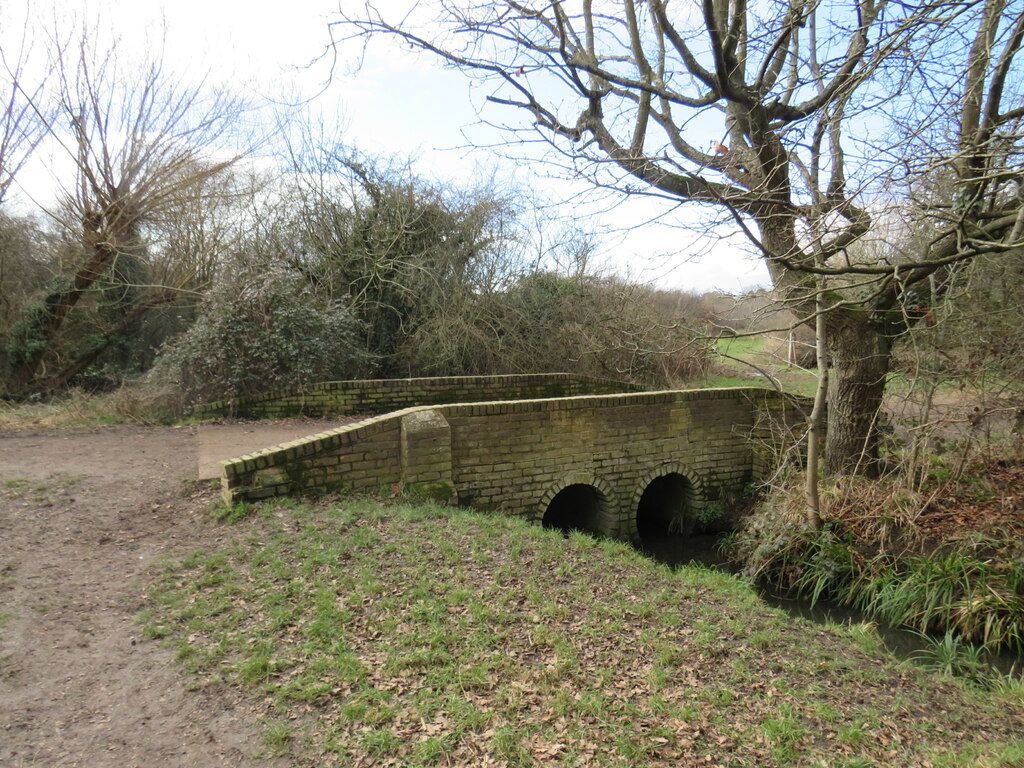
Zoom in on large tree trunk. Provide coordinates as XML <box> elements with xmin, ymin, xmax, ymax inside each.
<box><xmin>824</xmin><ymin>316</ymin><xmax>892</xmax><ymax>477</ymax></box>
<box><xmin>5</xmin><ymin>242</ymin><xmax>115</xmax><ymax>394</ymax></box>
<box><xmin>754</xmin><ymin>208</ymin><xmax>893</xmax><ymax>479</ymax></box>
<box><xmin>6</xmin><ymin>210</ymin><xmax>132</xmax><ymax>397</ymax></box>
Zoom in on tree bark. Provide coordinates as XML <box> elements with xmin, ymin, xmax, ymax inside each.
<box><xmin>754</xmin><ymin>212</ymin><xmax>893</xmax><ymax>479</ymax></box>
<box><xmin>5</xmin><ymin>243</ymin><xmax>115</xmax><ymax>394</ymax></box>
<box><xmin>6</xmin><ymin>210</ymin><xmax>132</xmax><ymax>396</ymax></box>
<box><xmin>824</xmin><ymin>316</ymin><xmax>892</xmax><ymax>477</ymax></box>
<box><xmin>34</xmin><ymin>292</ymin><xmax>175</xmax><ymax>393</ymax></box>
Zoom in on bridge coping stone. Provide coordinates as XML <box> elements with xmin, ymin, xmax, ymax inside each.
<box><xmin>219</xmin><ymin>386</ymin><xmax>782</xmax><ymax>478</ymax></box>
<box><xmin>219</xmin><ymin>386</ymin><xmax>808</xmax><ymax>537</ymax></box>
<box><xmin>197</xmin><ymin>372</ymin><xmax>640</xmax><ymax>419</ymax></box>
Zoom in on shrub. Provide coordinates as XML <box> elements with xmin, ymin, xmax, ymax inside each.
<box><xmin>151</xmin><ymin>260</ymin><xmax>367</xmax><ymax>411</ymax></box>
<box><xmin>730</xmin><ymin>471</ymin><xmax>1024</xmax><ymax>652</ymax></box>
<box><xmin>399</xmin><ymin>271</ymin><xmax>710</xmax><ymax>386</ymax></box>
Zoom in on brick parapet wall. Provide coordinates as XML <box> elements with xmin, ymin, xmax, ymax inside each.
<box><xmin>221</xmin><ymin>387</ymin><xmax>811</xmax><ymax>539</ymax></box>
<box><xmin>195</xmin><ymin>373</ymin><xmax>639</xmax><ymax>419</ymax></box>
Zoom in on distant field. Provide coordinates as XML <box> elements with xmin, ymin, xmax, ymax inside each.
<box><xmin>706</xmin><ymin>337</ymin><xmax>1003</xmax><ymax>401</ymax></box>
<box><xmin>716</xmin><ymin>336</ymin><xmax>769</xmax><ymax>359</ymax></box>
<box><xmin>692</xmin><ymin>335</ymin><xmax>819</xmax><ymax>398</ymax></box>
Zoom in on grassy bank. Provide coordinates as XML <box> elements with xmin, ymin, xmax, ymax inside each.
<box><xmin>143</xmin><ymin>497</ymin><xmax>1023</xmax><ymax>766</ymax></box>
<box><xmin>0</xmin><ymin>387</ymin><xmax>177</xmax><ymax>431</ymax></box>
<box><xmin>731</xmin><ymin>460</ymin><xmax>1024</xmax><ymax>655</ymax></box>
<box><xmin>736</xmin><ymin>524</ymin><xmax>1024</xmax><ymax>651</ymax></box>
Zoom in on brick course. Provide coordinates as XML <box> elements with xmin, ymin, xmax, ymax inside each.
<box><xmin>196</xmin><ymin>373</ymin><xmax>638</xmax><ymax>419</ymax></box>
<box><xmin>221</xmin><ymin>386</ymin><xmax>808</xmax><ymax>540</ymax></box>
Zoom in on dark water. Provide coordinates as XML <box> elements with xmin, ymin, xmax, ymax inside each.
<box><xmin>637</xmin><ymin>532</ymin><xmax>736</xmax><ymax>572</ymax></box>
<box><xmin>637</xmin><ymin>531</ymin><xmax>1022</xmax><ymax>676</ymax></box>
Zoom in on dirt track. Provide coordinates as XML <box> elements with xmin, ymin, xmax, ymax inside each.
<box><xmin>0</xmin><ymin>419</ymin><xmax>351</xmax><ymax>767</ymax></box>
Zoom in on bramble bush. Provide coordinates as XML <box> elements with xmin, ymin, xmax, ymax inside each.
<box><xmin>151</xmin><ymin>260</ymin><xmax>367</xmax><ymax>411</ymax></box>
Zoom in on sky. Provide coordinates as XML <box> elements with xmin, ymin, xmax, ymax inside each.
<box><xmin>5</xmin><ymin>0</ymin><xmax>772</xmax><ymax>293</ymax></box>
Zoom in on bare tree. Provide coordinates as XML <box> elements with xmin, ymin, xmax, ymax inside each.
<box><xmin>4</xmin><ymin>28</ymin><xmax>247</xmax><ymax>395</ymax></box>
<box><xmin>0</xmin><ymin>4</ymin><xmax>47</xmax><ymax>206</ymax></box>
<box><xmin>338</xmin><ymin>0</ymin><xmax>1024</xmax><ymax>478</ymax></box>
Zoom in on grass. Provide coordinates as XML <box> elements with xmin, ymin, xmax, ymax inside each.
<box><xmin>741</xmin><ymin>524</ymin><xmax>1024</xmax><ymax>651</ymax></box>
<box><xmin>0</xmin><ymin>386</ymin><xmax>176</xmax><ymax>431</ymax></box>
<box><xmin>737</xmin><ymin>521</ymin><xmax>1024</xmax><ymax>653</ymax></box>
<box><xmin>709</xmin><ymin>333</ymin><xmax>1009</xmax><ymax>402</ymax></box>
<box><xmin>692</xmin><ymin>335</ymin><xmax>819</xmax><ymax>398</ymax></box>
<box><xmin>910</xmin><ymin>631</ymin><xmax>989</xmax><ymax>680</ymax></box>
<box><xmin>731</xmin><ymin>450</ymin><xmax>1024</xmax><ymax>656</ymax></box>
<box><xmin>990</xmin><ymin>669</ymin><xmax>1024</xmax><ymax>709</ymax></box>
<box><xmin>212</xmin><ymin>499</ymin><xmax>255</xmax><ymax>524</ymax></box>
<box><xmin>142</xmin><ymin>496</ymin><xmax>1024</xmax><ymax>766</ymax></box>
<box><xmin>2</xmin><ymin>474</ymin><xmax>84</xmax><ymax>505</ymax></box>
<box><xmin>717</xmin><ymin>336</ymin><xmax>769</xmax><ymax>359</ymax></box>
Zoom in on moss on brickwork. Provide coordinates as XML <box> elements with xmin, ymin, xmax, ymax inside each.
<box><xmin>402</xmin><ymin>481</ymin><xmax>457</xmax><ymax>504</ymax></box>
<box><xmin>195</xmin><ymin>373</ymin><xmax>640</xmax><ymax>420</ymax></box>
<box><xmin>221</xmin><ymin>387</ymin><xmax>809</xmax><ymax>540</ymax></box>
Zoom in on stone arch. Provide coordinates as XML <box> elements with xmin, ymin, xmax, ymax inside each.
<box><xmin>626</xmin><ymin>462</ymin><xmax>706</xmax><ymax>541</ymax></box>
<box><xmin>538</xmin><ymin>473</ymin><xmax>617</xmax><ymax>536</ymax></box>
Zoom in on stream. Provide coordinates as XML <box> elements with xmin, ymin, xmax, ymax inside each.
<box><xmin>636</xmin><ymin>531</ymin><xmax>1022</xmax><ymax>676</ymax></box>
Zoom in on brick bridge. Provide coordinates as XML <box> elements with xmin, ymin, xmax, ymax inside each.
<box><xmin>220</xmin><ymin>385</ymin><xmax>805</xmax><ymax>541</ymax></box>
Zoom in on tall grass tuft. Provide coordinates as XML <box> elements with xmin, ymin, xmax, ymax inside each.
<box><xmin>731</xmin><ymin>484</ymin><xmax>1024</xmax><ymax>652</ymax></box>
<box><xmin>0</xmin><ymin>385</ymin><xmax>176</xmax><ymax>430</ymax></box>
<box><xmin>910</xmin><ymin>631</ymin><xmax>987</xmax><ymax>680</ymax></box>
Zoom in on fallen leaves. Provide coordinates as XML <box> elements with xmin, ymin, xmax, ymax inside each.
<box><xmin>146</xmin><ymin>499</ymin><xmax>1024</xmax><ymax>766</ymax></box>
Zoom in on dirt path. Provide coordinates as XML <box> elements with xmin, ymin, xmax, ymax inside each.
<box><xmin>0</xmin><ymin>419</ymin><xmax>353</xmax><ymax>767</ymax></box>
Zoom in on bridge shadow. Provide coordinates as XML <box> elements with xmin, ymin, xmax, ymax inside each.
<box><xmin>635</xmin><ymin>472</ymin><xmax>693</xmax><ymax>540</ymax></box>
<box><xmin>634</xmin><ymin>472</ymin><xmax>736</xmax><ymax>570</ymax></box>
<box><xmin>541</xmin><ymin>483</ymin><xmax>607</xmax><ymax>535</ymax></box>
